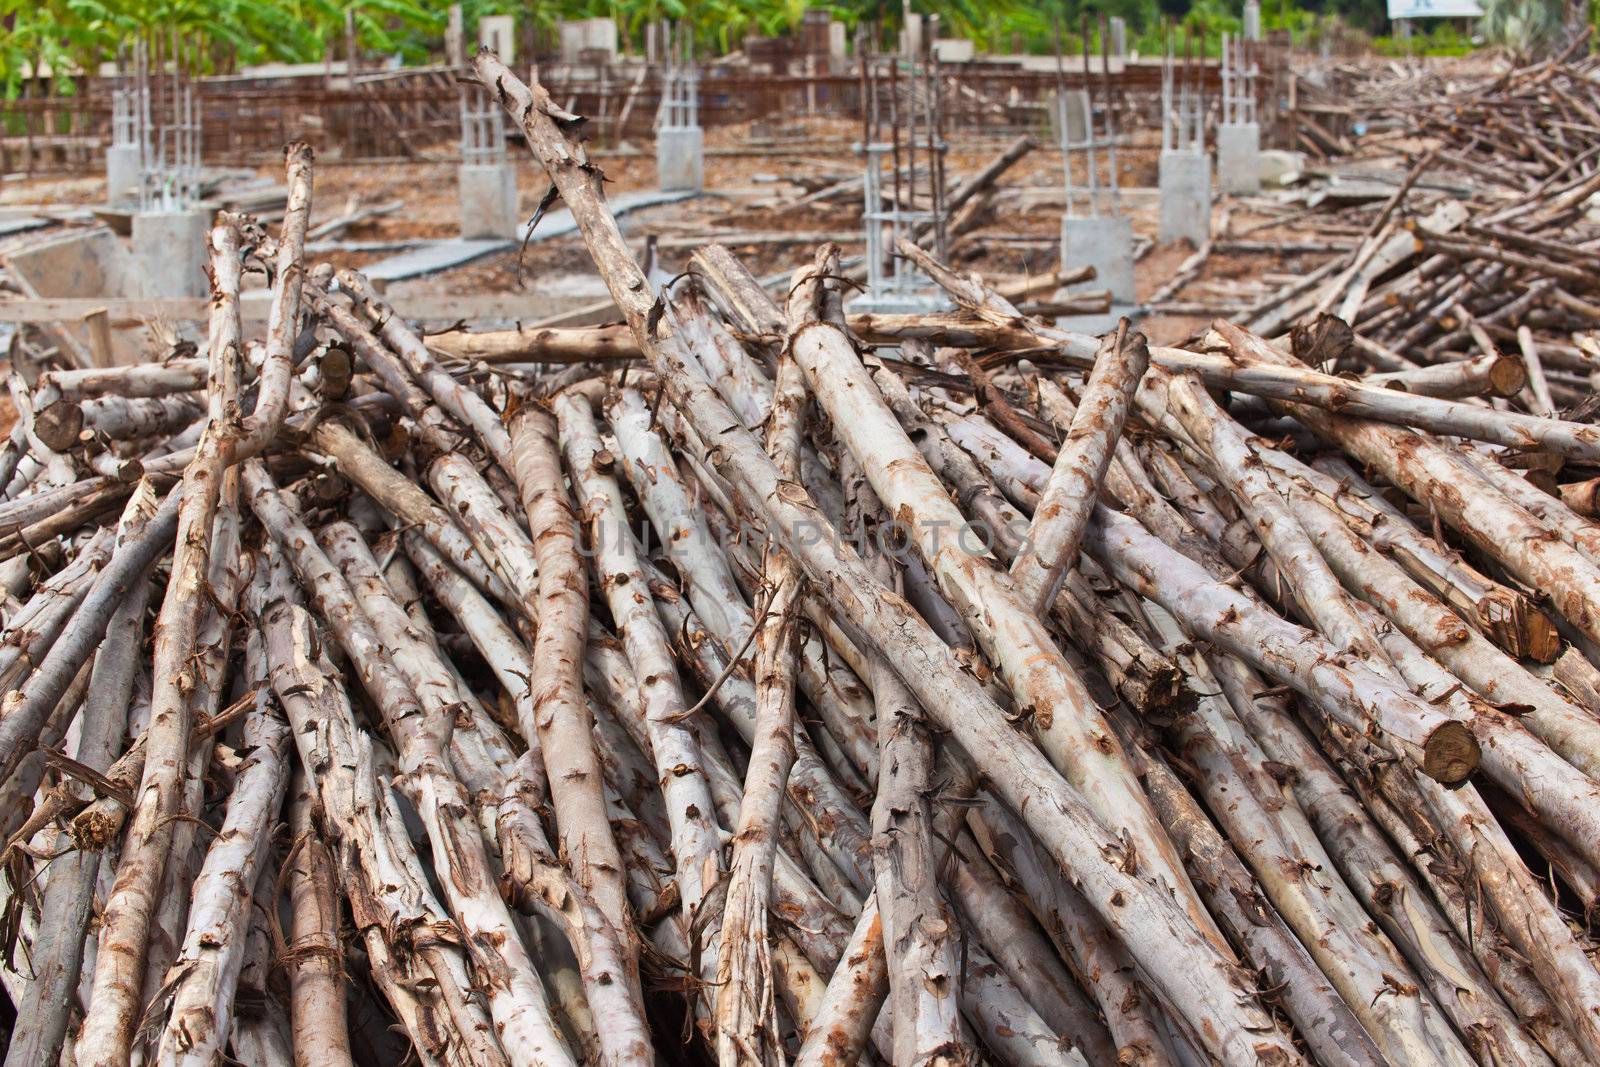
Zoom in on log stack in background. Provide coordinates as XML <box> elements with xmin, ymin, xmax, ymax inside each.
<box><xmin>2</xmin><ymin>54</ymin><xmax>1600</xmax><ymax>1067</ymax></box>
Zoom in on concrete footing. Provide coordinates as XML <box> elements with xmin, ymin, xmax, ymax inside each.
<box><xmin>845</xmin><ymin>291</ymin><xmax>952</xmax><ymax>315</ymax></box>
<box><xmin>1051</xmin><ymin>89</ymin><xmax>1090</xmax><ymax>145</ymax></box>
<box><xmin>458</xmin><ymin>164</ymin><xmax>518</xmax><ymax>240</ymax></box>
<box><xmin>1218</xmin><ymin>122</ymin><xmax>1262</xmax><ymax>196</ymax></box>
<box><xmin>132</xmin><ymin>210</ymin><xmax>209</xmax><ymax>299</ymax></box>
<box><xmin>1159</xmin><ymin>149</ymin><xmax>1212</xmax><ymax>247</ymax></box>
<box><xmin>1060</xmin><ymin>215</ymin><xmax>1135</xmax><ymax>305</ymax></box>
<box><xmin>105</xmin><ymin>146</ymin><xmax>142</xmax><ymax>206</ymax></box>
<box><xmin>657</xmin><ymin>126</ymin><xmax>704</xmax><ymax>193</ymax></box>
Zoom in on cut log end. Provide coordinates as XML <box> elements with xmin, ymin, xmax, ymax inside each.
<box><xmin>33</xmin><ymin>401</ymin><xmax>84</xmax><ymax>454</ymax></box>
<box><xmin>1486</xmin><ymin>356</ymin><xmax>1529</xmax><ymax>398</ymax></box>
<box><xmin>1422</xmin><ymin>720</ymin><xmax>1481</xmax><ymax>785</ymax></box>
<box><xmin>1476</xmin><ymin>587</ymin><xmax>1561</xmax><ymax>665</ymax></box>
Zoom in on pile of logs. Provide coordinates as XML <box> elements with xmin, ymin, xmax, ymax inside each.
<box><xmin>6</xmin><ymin>57</ymin><xmax>1600</xmax><ymax>1067</ymax></box>
<box><xmin>1227</xmin><ymin>51</ymin><xmax>1600</xmax><ymax>431</ymax></box>
<box><xmin>1336</xmin><ymin>38</ymin><xmax>1600</xmax><ymax>188</ymax></box>
<box><xmin>1244</xmin><ymin>165</ymin><xmax>1600</xmax><ymax>401</ymax></box>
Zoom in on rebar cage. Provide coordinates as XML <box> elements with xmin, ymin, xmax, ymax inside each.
<box><xmin>1059</xmin><ymin>14</ymin><xmax>1124</xmax><ymax>221</ymax></box>
<box><xmin>855</xmin><ymin>17</ymin><xmax>950</xmax><ymax>311</ymax></box>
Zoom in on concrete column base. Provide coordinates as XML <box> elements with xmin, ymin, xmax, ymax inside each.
<box><xmin>1218</xmin><ymin>123</ymin><xmax>1262</xmax><ymax>196</ymax></box>
<box><xmin>105</xmin><ymin>146</ymin><xmax>142</xmax><ymax>206</ymax></box>
<box><xmin>1051</xmin><ymin>89</ymin><xmax>1091</xmax><ymax>145</ymax></box>
<box><xmin>1159</xmin><ymin>149</ymin><xmax>1212</xmax><ymax>247</ymax></box>
<box><xmin>1060</xmin><ymin>215</ymin><xmax>1135</xmax><ymax>305</ymax></box>
<box><xmin>459</xmin><ymin>164</ymin><xmax>519</xmax><ymax>240</ymax></box>
<box><xmin>132</xmin><ymin>209</ymin><xmax>209</xmax><ymax>299</ymax></box>
<box><xmin>657</xmin><ymin>126</ymin><xmax>704</xmax><ymax>194</ymax></box>
<box><xmin>845</xmin><ymin>291</ymin><xmax>953</xmax><ymax>315</ymax></box>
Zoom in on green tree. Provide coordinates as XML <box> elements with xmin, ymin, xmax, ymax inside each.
<box><xmin>1479</xmin><ymin>0</ymin><xmax>1566</xmax><ymax>55</ymax></box>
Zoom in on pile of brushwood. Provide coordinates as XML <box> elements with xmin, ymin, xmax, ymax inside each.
<box><xmin>1244</xmin><ymin>42</ymin><xmax>1600</xmax><ymax>425</ymax></box>
<box><xmin>1332</xmin><ymin>36</ymin><xmax>1600</xmax><ymax>186</ymax></box>
<box><xmin>6</xmin><ymin>56</ymin><xmax>1600</xmax><ymax>1067</ymax></box>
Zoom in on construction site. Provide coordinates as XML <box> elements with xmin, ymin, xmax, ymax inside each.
<box><xmin>2</xmin><ymin>3</ymin><xmax>1600</xmax><ymax>1065</ymax></box>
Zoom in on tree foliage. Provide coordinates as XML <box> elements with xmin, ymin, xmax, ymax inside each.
<box><xmin>4</xmin><ymin>0</ymin><xmax>1592</xmax><ymax>98</ymax></box>
<box><xmin>1478</xmin><ymin>0</ymin><xmax>1567</xmax><ymax>56</ymax></box>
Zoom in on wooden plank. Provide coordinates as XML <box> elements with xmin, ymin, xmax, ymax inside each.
<box><xmin>83</xmin><ymin>308</ymin><xmax>114</xmax><ymax>368</ymax></box>
<box><xmin>0</xmin><ymin>298</ymin><xmax>209</xmax><ymax>324</ymax></box>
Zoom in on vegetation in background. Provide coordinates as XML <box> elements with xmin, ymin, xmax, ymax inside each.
<box><xmin>2</xmin><ymin>0</ymin><xmax>1593</xmax><ymax>97</ymax></box>
<box><xmin>1371</xmin><ymin>21</ymin><xmax>1477</xmax><ymax>56</ymax></box>
<box><xmin>1477</xmin><ymin>0</ymin><xmax>1574</xmax><ymax>56</ymax></box>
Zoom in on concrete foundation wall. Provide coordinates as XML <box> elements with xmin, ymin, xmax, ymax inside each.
<box><xmin>132</xmin><ymin>210</ymin><xmax>210</xmax><ymax>299</ymax></box>
<box><xmin>1060</xmin><ymin>215</ymin><xmax>1136</xmax><ymax>305</ymax></box>
<box><xmin>1159</xmin><ymin>149</ymin><xmax>1212</xmax><ymax>247</ymax></box>
<box><xmin>1218</xmin><ymin>122</ymin><xmax>1262</xmax><ymax>196</ymax></box>
<box><xmin>458</xmin><ymin>163</ymin><xmax>519</xmax><ymax>240</ymax></box>
<box><xmin>6</xmin><ymin>228</ymin><xmax>130</xmax><ymax>300</ymax></box>
<box><xmin>657</xmin><ymin>127</ymin><xmax>704</xmax><ymax>194</ymax></box>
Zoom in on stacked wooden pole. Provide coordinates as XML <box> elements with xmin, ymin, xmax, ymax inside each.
<box><xmin>1</xmin><ymin>56</ymin><xmax>1600</xmax><ymax>1067</ymax></box>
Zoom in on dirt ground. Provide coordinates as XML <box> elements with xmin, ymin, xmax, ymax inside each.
<box><xmin>1</xmin><ymin>112</ymin><xmax>1321</xmax><ymax>350</ymax></box>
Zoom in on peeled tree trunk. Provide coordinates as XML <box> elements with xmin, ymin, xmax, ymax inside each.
<box><xmin>1174</xmin><ymin>332</ymin><xmax>1600</xmax><ymax>1062</ymax></box>
<box><xmin>1087</xmin><ymin>498</ymin><xmax>1475</xmax><ymax>778</ymax></box>
<box><xmin>1366</xmin><ymin>351</ymin><xmax>1527</xmax><ymax>398</ymax></box>
<box><xmin>605</xmin><ymin>387</ymin><xmax>874</xmax><ymax>889</ymax></box>
<box><xmin>1464</xmin><ymin>449</ymin><xmax>1600</xmax><ymax>571</ymax></box>
<box><xmin>503</xmin><ymin>405</ymin><xmax>636</xmax><ymax>963</ymax></box>
<box><xmin>1</xmin><ymin>489</ymin><xmax>157</xmax><ymax>1067</ymax></box>
<box><xmin>80</xmin><ymin>152</ymin><xmax>313</xmax><ymax>1067</ymax></box>
<box><xmin>953</xmin><ymin>405</ymin><xmax>1482</xmax><ymax>788</ymax></box>
<box><xmin>873</xmin><ymin>363</ymin><xmax>1186</xmax><ymax>716</ymax></box>
<box><xmin>792</xmin><ymin>895</ymin><xmax>889</xmax><ymax>1067</ymax></box>
<box><xmin>1281</xmin><ymin>483</ymin><xmax>1600</xmax><ymax>879</ymax></box>
<box><xmin>1213</xmin><ymin>318</ymin><xmax>1600</xmax><ymax>651</ymax></box>
<box><xmin>307</xmin><ymin>419</ymin><xmax>509</xmax><ymax>604</ymax></box>
<box><xmin>258</xmin><ymin>590</ymin><xmax>510</xmax><ymax>1067</ymax></box>
<box><xmin>1158</xmin><ymin>368</ymin><xmax>1479</xmax><ymax>782</ymax></box>
<box><xmin>838</xmin><ymin>438</ymin><xmax>965</xmax><ymax>1067</ymax></box>
<box><xmin>34</xmin><ymin>359</ymin><xmax>210</xmax><ymax>402</ymax></box>
<box><xmin>949</xmin><ymin>848</ymin><xmax>1112</xmax><ymax>1062</ymax></box>
<box><xmin>553</xmin><ymin>388</ymin><xmax>723</xmax><ymax>986</ymax></box>
<box><xmin>1281</xmin><ymin>453</ymin><xmax>1558</xmax><ymax>665</ymax></box>
<box><xmin>783</xmin><ymin>256</ymin><xmax>1221</xmax><ymax>956</ymax></box>
<box><xmin>475</xmin><ymin>53</ymin><xmax>1304</xmax><ymax>1067</ymax></box>
<box><xmin>245</xmin><ymin>461</ymin><xmax>581</xmax><ymax>1067</ymax></box>
<box><xmin>75</xmin><ymin>207</ymin><xmax>248</xmax><ymax>1067</ymax></box>
<box><xmin>32</xmin><ymin>394</ymin><xmax>202</xmax><ymax>453</ymax></box>
<box><xmin>1136</xmin><ymin>605</ymin><xmax>1476</xmax><ymax>1067</ymax></box>
<box><xmin>230</xmin><ymin>863</ymin><xmax>295</xmax><ymax>1067</ymax></box>
<box><xmin>971</xmin><ymin>802</ymin><xmax>1168</xmax><ymax>1064</ymax></box>
<box><xmin>716</xmin><ymin>272</ymin><xmax>810</xmax><ymax>1066</ymax></box>
<box><xmin>899</xmin><ymin>235</ymin><xmax>1600</xmax><ymax>464</ymax></box>
<box><xmin>307</xmin><ymin>286</ymin><xmax>465</xmax><ymax>456</ymax></box>
<box><xmin>1010</xmin><ymin>323</ymin><xmax>1149</xmax><ymax>614</ymax></box>
<box><xmin>427</xmin><ymin>322</ymin><xmax>641</xmax><ymax>364</ymax></box>
<box><xmin>341</xmin><ymin>269</ymin><xmax>516</xmax><ymax>473</ymax></box>
<box><xmin>285</xmin><ymin>777</ymin><xmax>353</xmax><ymax>1067</ymax></box>
<box><xmin>0</xmin><ymin>486</ymin><xmax>178</xmax><ymax>789</ymax></box>
<box><xmin>0</xmin><ymin>528</ymin><xmax>111</xmax><ymax>686</ymax></box>
<box><xmin>319</xmin><ymin>521</ymin><xmax>649</xmax><ymax>1065</ymax></box>
<box><xmin>155</xmin><ymin>702</ymin><xmax>291</xmax><ymax>1067</ymax></box>
<box><xmin>1123</xmin><ymin>748</ymin><xmax>1387</xmax><ymax>1067</ymax></box>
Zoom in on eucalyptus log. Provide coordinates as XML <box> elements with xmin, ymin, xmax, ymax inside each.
<box><xmin>476</xmin><ymin>54</ymin><xmax>1305</xmax><ymax>1067</ymax></box>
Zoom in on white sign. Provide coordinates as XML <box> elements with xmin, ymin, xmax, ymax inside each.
<box><xmin>1387</xmin><ymin>0</ymin><xmax>1483</xmax><ymax>19</ymax></box>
